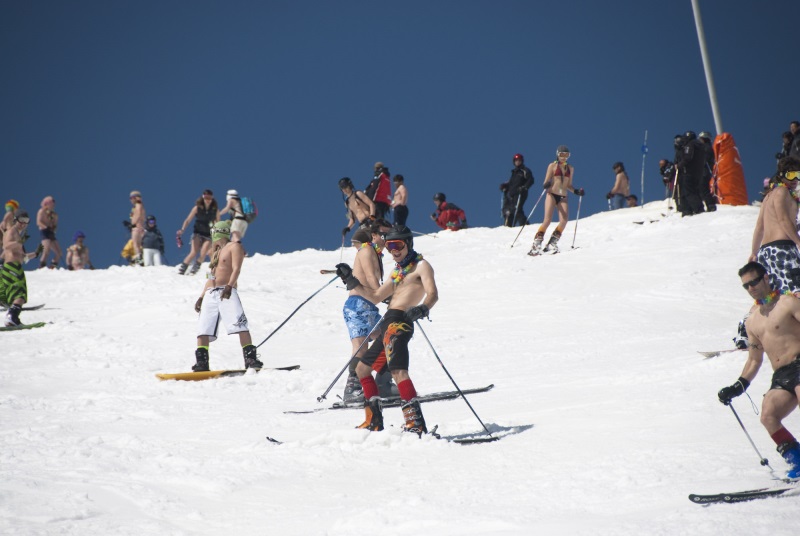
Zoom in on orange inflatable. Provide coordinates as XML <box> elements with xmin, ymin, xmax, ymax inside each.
<box><xmin>713</xmin><ymin>133</ymin><xmax>748</xmax><ymax>205</ymax></box>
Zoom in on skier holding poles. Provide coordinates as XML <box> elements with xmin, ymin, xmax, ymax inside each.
<box><xmin>334</xmin><ymin>225</ymin><xmax>438</xmax><ymax>436</ymax></box>
<box><xmin>500</xmin><ymin>153</ymin><xmax>534</xmax><ymax>227</ymax></box>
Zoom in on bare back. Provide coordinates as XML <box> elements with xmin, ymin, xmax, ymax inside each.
<box><xmin>351</xmin><ymin>245</ymin><xmax>382</xmax><ymax>297</ymax></box>
<box><xmin>751</xmin><ymin>187</ymin><xmax>800</xmax><ymax>258</ymax></box>
<box><xmin>747</xmin><ymin>294</ymin><xmax>800</xmax><ymax>370</ymax></box>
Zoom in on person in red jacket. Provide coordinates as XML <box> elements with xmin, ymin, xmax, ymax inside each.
<box><xmin>431</xmin><ymin>193</ymin><xmax>467</xmax><ymax>230</ymax></box>
<box><xmin>369</xmin><ymin>162</ymin><xmax>393</xmax><ymax>220</ymax></box>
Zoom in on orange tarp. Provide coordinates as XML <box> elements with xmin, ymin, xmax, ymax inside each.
<box><xmin>713</xmin><ymin>133</ymin><xmax>748</xmax><ymax>205</ymax></box>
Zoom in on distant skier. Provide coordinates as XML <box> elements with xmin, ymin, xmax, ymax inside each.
<box><xmin>127</xmin><ymin>191</ymin><xmax>146</xmax><ymax>265</ymax></box>
<box><xmin>366</xmin><ymin>162</ymin><xmax>393</xmax><ymax>220</ymax></box>
<box><xmin>391</xmin><ymin>174</ymin><xmax>409</xmax><ymax>226</ymax></box>
<box><xmin>528</xmin><ymin>145</ymin><xmax>584</xmax><ymax>256</ymax></box>
<box><xmin>698</xmin><ymin>131</ymin><xmax>718</xmax><ymax>212</ymax></box>
<box><xmin>219</xmin><ymin>189</ymin><xmax>248</xmax><ymax>242</ymax></box>
<box><xmin>500</xmin><ymin>153</ymin><xmax>534</xmax><ymax>227</ymax></box>
<box><xmin>65</xmin><ymin>231</ymin><xmax>93</xmax><ymax>270</ymax></box>
<box><xmin>36</xmin><ymin>196</ymin><xmax>62</xmax><ymax>269</ymax></box>
<box><xmin>177</xmin><ymin>189</ymin><xmax>218</xmax><ymax>275</ymax></box>
<box><xmin>142</xmin><ymin>215</ymin><xmax>165</xmax><ymax>267</ymax></box>
<box><xmin>718</xmin><ymin>261</ymin><xmax>800</xmax><ymax>479</ymax></box>
<box><xmin>339</xmin><ymin>177</ymin><xmax>376</xmax><ymax>238</ymax></box>
<box><xmin>431</xmin><ymin>192</ymin><xmax>467</xmax><ymax>230</ymax></box>
<box><xmin>607</xmin><ymin>162</ymin><xmax>630</xmax><ymax>210</ymax></box>
<box><xmin>190</xmin><ymin>220</ymin><xmax>261</xmax><ymax>372</ymax></box>
<box><xmin>335</xmin><ymin>225</ymin><xmax>438</xmax><ymax>435</ymax></box>
<box><xmin>0</xmin><ymin>199</ymin><xmax>20</xmax><ymax>258</ymax></box>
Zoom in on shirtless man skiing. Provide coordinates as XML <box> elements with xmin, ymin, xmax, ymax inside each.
<box><xmin>339</xmin><ymin>177</ymin><xmax>375</xmax><ymax>238</ymax></box>
<box><xmin>2</xmin><ymin>210</ymin><xmax>42</xmax><ymax>326</ymax></box>
<box><xmin>191</xmin><ymin>220</ymin><xmax>262</xmax><ymax>372</ymax></box>
<box><xmin>336</xmin><ymin>224</ymin><xmax>438</xmax><ymax>435</ymax></box>
<box><xmin>129</xmin><ymin>191</ymin><xmax>146</xmax><ymax>265</ymax></box>
<box><xmin>749</xmin><ymin>156</ymin><xmax>800</xmax><ymax>294</ymax></box>
<box><xmin>718</xmin><ymin>262</ymin><xmax>800</xmax><ymax>478</ymax></box>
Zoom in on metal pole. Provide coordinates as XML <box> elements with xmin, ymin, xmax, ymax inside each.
<box><xmin>640</xmin><ymin>130</ymin><xmax>648</xmax><ymax>206</ymax></box>
<box><xmin>691</xmin><ymin>0</ymin><xmax>724</xmax><ymax>134</ymax></box>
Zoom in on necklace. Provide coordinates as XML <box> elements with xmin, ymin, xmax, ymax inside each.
<box><xmin>756</xmin><ymin>289</ymin><xmax>790</xmax><ymax>305</ymax></box>
<box><xmin>771</xmin><ymin>182</ymin><xmax>800</xmax><ymax>203</ymax></box>
<box><xmin>390</xmin><ymin>250</ymin><xmax>422</xmax><ymax>285</ymax></box>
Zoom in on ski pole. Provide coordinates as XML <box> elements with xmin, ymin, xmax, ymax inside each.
<box><xmin>412</xmin><ymin>230</ymin><xmax>437</xmax><ymax>239</ymax></box>
<box><xmin>255</xmin><ymin>276</ymin><xmax>338</xmax><ymax>349</ymax></box>
<box><xmin>317</xmin><ymin>314</ymin><xmax>384</xmax><ymax>402</ymax></box>
<box><xmin>511</xmin><ymin>192</ymin><xmax>522</xmax><ymax>228</ymax></box>
<box><xmin>339</xmin><ymin>234</ymin><xmax>346</xmax><ymax>262</ymax></box>
<box><xmin>727</xmin><ymin>402</ymin><xmax>773</xmax><ymax>470</ymax></box>
<box><xmin>571</xmin><ymin>195</ymin><xmax>583</xmax><ymax>249</ymax></box>
<box><xmin>510</xmin><ymin>189</ymin><xmax>545</xmax><ymax>248</ymax></box>
<box><xmin>415</xmin><ymin>321</ymin><xmax>495</xmax><ymax>439</ymax></box>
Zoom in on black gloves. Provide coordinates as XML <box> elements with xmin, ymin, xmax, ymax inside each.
<box><xmin>606</xmin><ymin>191</ymin><xmax>613</xmax><ymax>199</ymax></box>
<box><xmin>123</xmin><ymin>220</ymin><xmax>132</xmax><ymax>229</ymax></box>
<box><xmin>499</xmin><ymin>182</ymin><xmax>509</xmax><ymax>192</ymax></box>
<box><xmin>335</xmin><ymin>263</ymin><xmax>360</xmax><ymax>290</ymax></box>
<box><xmin>574</xmin><ymin>188</ymin><xmax>585</xmax><ymax>196</ymax></box>
<box><xmin>342</xmin><ymin>226</ymin><xmax>350</xmax><ymax>237</ymax></box>
<box><xmin>718</xmin><ymin>377</ymin><xmax>750</xmax><ymax>405</ymax></box>
<box><xmin>405</xmin><ymin>304</ymin><xmax>430</xmax><ymax>323</ymax></box>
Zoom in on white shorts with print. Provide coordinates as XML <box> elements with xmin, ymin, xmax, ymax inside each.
<box><xmin>232</xmin><ymin>217</ymin><xmax>249</xmax><ymax>239</ymax></box>
<box><xmin>197</xmin><ymin>286</ymin><xmax>249</xmax><ymax>342</ymax></box>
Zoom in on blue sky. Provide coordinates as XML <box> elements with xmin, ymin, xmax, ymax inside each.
<box><xmin>2</xmin><ymin>1</ymin><xmax>797</xmax><ymax>268</ymax></box>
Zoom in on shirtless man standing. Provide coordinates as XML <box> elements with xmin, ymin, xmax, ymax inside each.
<box><xmin>129</xmin><ymin>191</ymin><xmax>146</xmax><ymax>265</ymax></box>
<box><xmin>718</xmin><ymin>262</ymin><xmax>800</xmax><ymax>479</ymax></box>
<box><xmin>341</xmin><ymin>220</ymin><xmax>394</xmax><ymax>403</ymax></box>
<box><xmin>335</xmin><ymin>225</ymin><xmax>438</xmax><ymax>435</ymax></box>
<box><xmin>528</xmin><ymin>145</ymin><xmax>585</xmax><ymax>256</ymax></box>
<box><xmin>749</xmin><ymin>157</ymin><xmax>800</xmax><ymax>294</ymax></box>
<box><xmin>339</xmin><ymin>177</ymin><xmax>375</xmax><ymax>238</ymax></box>
<box><xmin>391</xmin><ymin>175</ymin><xmax>409</xmax><ymax>227</ymax></box>
<box><xmin>36</xmin><ymin>196</ymin><xmax>62</xmax><ymax>268</ymax></box>
<box><xmin>191</xmin><ymin>220</ymin><xmax>262</xmax><ymax>372</ymax></box>
<box><xmin>2</xmin><ymin>210</ymin><xmax>41</xmax><ymax>326</ymax></box>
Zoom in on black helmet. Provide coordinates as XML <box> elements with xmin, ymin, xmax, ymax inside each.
<box><xmin>338</xmin><ymin>177</ymin><xmax>354</xmax><ymax>190</ymax></box>
<box><xmin>556</xmin><ymin>145</ymin><xmax>570</xmax><ymax>155</ymax></box>
<box><xmin>698</xmin><ymin>131</ymin><xmax>712</xmax><ymax>142</ymax></box>
<box><xmin>684</xmin><ymin>130</ymin><xmax>697</xmax><ymax>141</ymax></box>
<box><xmin>385</xmin><ymin>224</ymin><xmax>413</xmax><ymax>249</ymax></box>
<box><xmin>674</xmin><ymin>134</ymin><xmax>685</xmax><ymax>147</ymax></box>
<box><xmin>433</xmin><ymin>192</ymin><xmax>446</xmax><ymax>202</ymax></box>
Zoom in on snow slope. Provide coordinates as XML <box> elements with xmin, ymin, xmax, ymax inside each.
<box><xmin>2</xmin><ymin>200</ymin><xmax>798</xmax><ymax>535</ymax></box>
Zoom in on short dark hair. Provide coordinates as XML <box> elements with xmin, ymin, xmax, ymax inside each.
<box><xmin>738</xmin><ymin>262</ymin><xmax>767</xmax><ymax>279</ymax></box>
<box><xmin>393</xmin><ymin>174</ymin><xmax>404</xmax><ymax>183</ymax></box>
<box><xmin>778</xmin><ymin>156</ymin><xmax>800</xmax><ymax>174</ymax></box>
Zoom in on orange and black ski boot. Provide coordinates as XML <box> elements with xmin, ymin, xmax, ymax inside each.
<box><xmin>401</xmin><ymin>398</ymin><xmax>427</xmax><ymax>436</ymax></box>
<box><xmin>356</xmin><ymin>397</ymin><xmax>384</xmax><ymax>431</ymax></box>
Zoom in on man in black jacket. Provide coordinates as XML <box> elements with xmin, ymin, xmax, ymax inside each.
<box><xmin>500</xmin><ymin>153</ymin><xmax>535</xmax><ymax>227</ymax></box>
<box><xmin>675</xmin><ymin>131</ymin><xmax>705</xmax><ymax>216</ymax></box>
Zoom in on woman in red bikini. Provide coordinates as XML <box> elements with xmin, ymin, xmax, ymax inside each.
<box><xmin>528</xmin><ymin>145</ymin><xmax>584</xmax><ymax>256</ymax></box>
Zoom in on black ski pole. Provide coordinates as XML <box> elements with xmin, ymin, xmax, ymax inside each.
<box><xmin>510</xmin><ymin>189</ymin><xmax>545</xmax><ymax>248</ymax></box>
<box><xmin>727</xmin><ymin>402</ymin><xmax>772</xmax><ymax>470</ymax></box>
<box><xmin>317</xmin><ymin>314</ymin><xmax>384</xmax><ymax>401</ymax></box>
<box><xmin>415</xmin><ymin>321</ymin><xmax>496</xmax><ymax>440</ymax></box>
<box><xmin>571</xmin><ymin>195</ymin><xmax>583</xmax><ymax>249</ymax></box>
<box><xmin>510</xmin><ymin>192</ymin><xmax>522</xmax><ymax>228</ymax></box>
<box><xmin>255</xmin><ymin>276</ymin><xmax>338</xmax><ymax>349</ymax></box>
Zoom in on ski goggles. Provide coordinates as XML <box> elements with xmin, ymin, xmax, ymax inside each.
<box><xmin>15</xmin><ymin>216</ymin><xmax>30</xmax><ymax>224</ymax></box>
<box><xmin>557</xmin><ymin>152</ymin><xmax>570</xmax><ymax>158</ymax></box>
<box><xmin>384</xmin><ymin>240</ymin><xmax>407</xmax><ymax>252</ymax></box>
<box><xmin>784</xmin><ymin>171</ymin><xmax>800</xmax><ymax>181</ymax></box>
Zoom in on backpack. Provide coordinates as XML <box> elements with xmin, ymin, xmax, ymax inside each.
<box><xmin>240</xmin><ymin>197</ymin><xmax>258</xmax><ymax>223</ymax></box>
<box><xmin>364</xmin><ymin>178</ymin><xmax>380</xmax><ymax>201</ymax></box>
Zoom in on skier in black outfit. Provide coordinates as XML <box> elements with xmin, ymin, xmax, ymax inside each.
<box><xmin>674</xmin><ymin>131</ymin><xmax>705</xmax><ymax>216</ymax></box>
<box><xmin>698</xmin><ymin>131</ymin><xmax>717</xmax><ymax>212</ymax></box>
<box><xmin>500</xmin><ymin>153</ymin><xmax>535</xmax><ymax>227</ymax></box>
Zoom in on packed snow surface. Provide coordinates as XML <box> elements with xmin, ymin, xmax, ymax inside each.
<box><xmin>2</xmin><ymin>201</ymin><xmax>798</xmax><ymax>535</ymax></box>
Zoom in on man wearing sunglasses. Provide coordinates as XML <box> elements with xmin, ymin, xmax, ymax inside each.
<box><xmin>335</xmin><ymin>225</ymin><xmax>438</xmax><ymax>436</ymax></box>
<box><xmin>718</xmin><ymin>262</ymin><xmax>800</xmax><ymax>479</ymax></box>
<box><xmin>2</xmin><ymin>210</ymin><xmax>42</xmax><ymax>326</ymax></box>
<box><xmin>749</xmin><ymin>157</ymin><xmax>800</xmax><ymax>294</ymax></box>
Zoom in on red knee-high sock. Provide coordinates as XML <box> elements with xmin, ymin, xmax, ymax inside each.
<box><xmin>360</xmin><ymin>376</ymin><xmax>379</xmax><ymax>400</ymax></box>
<box><xmin>397</xmin><ymin>379</ymin><xmax>417</xmax><ymax>402</ymax></box>
<box><xmin>771</xmin><ymin>427</ymin><xmax>797</xmax><ymax>446</ymax></box>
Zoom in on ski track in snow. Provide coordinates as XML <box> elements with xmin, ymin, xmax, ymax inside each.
<box><xmin>2</xmin><ymin>201</ymin><xmax>799</xmax><ymax>535</ymax></box>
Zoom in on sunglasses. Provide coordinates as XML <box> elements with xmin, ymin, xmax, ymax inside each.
<box><xmin>741</xmin><ymin>276</ymin><xmax>764</xmax><ymax>289</ymax></box>
<box><xmin>784</xmin><ymin>171</ymin><xmax>800</xmax><ymax>181</ymax></box>
<box><xmin>385</xmin><ymin>240</ymin><xmax>406</xmax><ymax>252</ymax></box>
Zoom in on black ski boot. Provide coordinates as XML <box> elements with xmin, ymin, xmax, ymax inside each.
<box><xmin>189</xmin><ymin>261</ymin><xmax>202</xmax><ymax>275</ymax></box>
<box><xmin>177</xmin><ymin>262</ymin><xmax>188</xmax><ymax>275</ymax></box>
<box><xmin>343</xmin><ymin>373</ymin><xmax>364</xmax><ymax>404</ymax></box>
<box><xmin>243</xmin><ymin>344</ymin><xmax>263</xmax><ymax>369</ymax></box>
<box><xmin>401</xmin><ymin>398</ymin><xmax>427</xmax><ymax>436</ymax></box>
<box><xmin>356</xmin><ymin>397</ymin><xmax>384</xmax><ymax>431</ymax></box>
<box><xmin>376</xmin><ymin>369</ymin><xmax>398</xmax><ymax>398</ymax></box>
<box><xmin>192</xmin><ymin>347</ymin><xmax>210</xmax><ymax>372</ymax></box>
<box><xmin>4</xmin><ymin>304</ymin><xmax>22</xmax><ymax>327</ymax></box>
